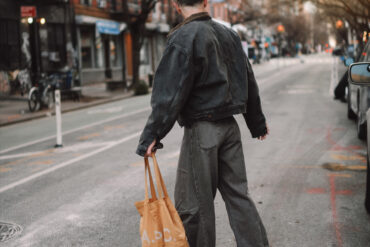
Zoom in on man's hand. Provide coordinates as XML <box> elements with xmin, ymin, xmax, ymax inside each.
<box><xmin>145</xmin><ymin>140</ymin><xmax>157</xmax><ymax>157</ymax></box>
<box><xmin>258</xmin><ymin>124</ymin><xmax>269</xmax><ymax>141</ymax></box>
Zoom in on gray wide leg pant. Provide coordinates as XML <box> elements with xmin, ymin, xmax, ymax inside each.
<box><xmin>174</xmin><ymin>117</ymin><xmax>269</xmax><ymax>247</ymax></box>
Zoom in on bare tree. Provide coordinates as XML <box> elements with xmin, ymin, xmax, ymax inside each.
<box><xmin>115</xmin><ymin>0</ymin><xmax>157</xmax><ymax>88</ymax></box>
<box><xmin>310</xmin><ymin>0</ymin><xmax>370</xmax><ymax>43</ymax></box>
<box><xmin>227</xmin><ymin>0</ymin><xmax>262</xmax><ymax>25</ymax></box>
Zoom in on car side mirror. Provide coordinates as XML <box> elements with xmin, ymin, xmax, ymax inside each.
<box><xmin>349</xmin><ymin>62</ymin><xmax>370</xmax><ymax>86</ymax></box>
<box><xmin>345</xmin><ymin>58</ymin><xmax>354</xmax><ymax>67</ymax></box>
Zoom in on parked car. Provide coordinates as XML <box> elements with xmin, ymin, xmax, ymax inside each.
<box><xmin>347</xmin><ymin>41</ymin><xmax>370</xmax><ymax>140</ymax></box>
<box><xmin>348</xmin><ymin>61</ymin><xmax>370</xmax><ymax>214</ymax></box>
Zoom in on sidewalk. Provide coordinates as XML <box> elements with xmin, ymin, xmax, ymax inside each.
<box><xmin>0</xmin><ymin>83</ymin><xmax>134</xmax><ymax>127</ymax></box>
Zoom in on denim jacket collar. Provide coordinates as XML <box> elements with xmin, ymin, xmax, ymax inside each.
<box><xmin>168</xmin><ymin>11</ymin><xmax>211</xmax><ymax>37</ymax></box>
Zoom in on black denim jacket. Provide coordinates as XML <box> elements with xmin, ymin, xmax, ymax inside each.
<box><xmin>136</xmin><ymin>12</ymin><xmax>267</xmax><ymax>156</ymax></box>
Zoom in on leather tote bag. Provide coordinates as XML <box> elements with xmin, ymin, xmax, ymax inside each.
<box><xmin>135</xmin><ymin>154</ymin><xmax>189</xmax><ymax>247</ymax></box>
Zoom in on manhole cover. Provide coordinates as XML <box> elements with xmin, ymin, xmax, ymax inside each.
<box><xmin>0</xmin><ymin>222</ymin><xmax>22</xmax><ymax>242</ymax></box>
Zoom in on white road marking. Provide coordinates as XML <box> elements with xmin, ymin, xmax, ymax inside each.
<box><xmin>87</xmin><ymin>106</ymin><xmax>124</xmax><ymax>115</ymax></box>
<box><xmin>0</xmin><ymin>151</ymin><xmax>49</xmax><ymax>160</ymax></box>
<box><xmin>0</xmin><ymin>132</ymin><xmax>141</xmax><ymax>194</ymax></box>
<box><xmin>0</xmin><ymin>107</ymin><xmax>150</xmax><ymax>154</ymax></box>
<box><xmin>279</xmin><ymin>89</ymin><xmax>315</xmax><ymax>95</ymax></box>
<box><xmin>329</xmin><ymin>56</ymin><xmax>338</xmax><ymax>96</ymax></box>
<box><xmin>0</xmin><ymin>142</ymin><xmax>115</xmax><ymax>160</ymax></box>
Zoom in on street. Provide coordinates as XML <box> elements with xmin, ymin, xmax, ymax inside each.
<box><xmin>1</xmin><ymin>54</ymin><xmax>369</xmax><ymax>246</ymax></box>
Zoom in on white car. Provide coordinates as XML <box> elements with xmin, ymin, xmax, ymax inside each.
<box><xmin>347</xmin><ymin>41</ymin><xmax>370</xmax><ymax>140</ymax></box>
<box><xmin>348</xmin><ymin>61</ymin><xmax>370</xmax><ymax>213</ymax></box>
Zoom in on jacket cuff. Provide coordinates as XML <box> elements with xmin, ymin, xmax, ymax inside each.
<box><xmin>136</xmin><ymin>144</ymin><xmax>148</xmax><ymax>157</ymax></box>
<box><xmin>250</xmin><ymin>124</ymin><xmax>267</xmax><ymax>138</ymax></box>
<box><xmin>136</xmin><ymin>141</ymin><xmax>164</xmax><ymax>157</ymax></box>
<box><xmin>244</xmin><ymin>113</ymin><xmax>267</xmax><ymax>138</ymax></box>
<box><xmin>136</xmin><ymin>128</ymin><xmax>157</xmax><ymax>157</ymax></box>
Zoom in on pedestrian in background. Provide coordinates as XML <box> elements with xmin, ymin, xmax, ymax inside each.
<box><xmin>136</xmin><ymin>0</ymin><xmax>270</xmax><ymax>246</ymax></box>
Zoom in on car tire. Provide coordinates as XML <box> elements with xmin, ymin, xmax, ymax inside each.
<box><xmin>347</xmin><ymin>94</ymin><xmax>356</xmax><ymax>120</ymax></box>
<box><xmin>357</xmin><ymin>119</ymin><xmax>367</xmax><ymax>140</ymax></box>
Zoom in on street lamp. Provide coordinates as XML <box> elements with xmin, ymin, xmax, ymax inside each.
<box><xmin>40</xmin><ymin>18</ymin><xmax>46</xmax><ymax>25</ymax></box>
<box><xmin>277</xmin><ymin>24</ymin><xmax>285</xmax><ymax>57</ymax></box>
<box><xmin>27</xmin><ymin>17</ymin><xmax>33</xmax><ymax>24</ymax></box>
<box><xmin>277</xmin><ymin>24</ymin><xmax>285</xmax><ymax>33</ymax></box>
<box><xmin>336</xmin><ymin>20</ymin><xmax>343</xmax><ymax>29</ymax></box>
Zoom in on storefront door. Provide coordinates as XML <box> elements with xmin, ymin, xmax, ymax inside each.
<box><xmin>103</xmin><ymin>37</ymin><xmax>112</xmax><ymax>79</ymax></box>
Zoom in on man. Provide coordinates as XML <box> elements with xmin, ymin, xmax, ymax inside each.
<box><xmin>136</xmin><ymin>0</ymin><xmax>269</xmax><ymax>246</ymax></box>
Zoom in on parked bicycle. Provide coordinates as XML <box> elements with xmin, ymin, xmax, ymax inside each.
<box><xmin>28</xmin><ymin>73</ymin><xmax>59</xmax><ymax>112</ymax></box>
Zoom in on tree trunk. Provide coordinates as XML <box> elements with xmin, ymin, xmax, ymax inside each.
<box><xmin>130</xmin><ymin>25</ymin><xmax>141</xmax><ymax>90</ymax></box>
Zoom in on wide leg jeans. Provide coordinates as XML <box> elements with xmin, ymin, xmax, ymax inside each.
<box><xmin>174</xmin><ymin>117</ymin><xmax>269</xmax><ymax>247</ymax></box>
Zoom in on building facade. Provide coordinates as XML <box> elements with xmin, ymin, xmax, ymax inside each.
<box><xmin>0</xmin><ymin>0</ymin><xmax>178</xmax><ymax>93</ymax></box>
<box><xmin>0</xmin><ymin>0</ymin><xmax>75</xmax><ymax>94</ymax></box>
<box><xmin>72</xmin><ymin>0</ymin><xmax>128</xmax><ymax>84</ymax></box>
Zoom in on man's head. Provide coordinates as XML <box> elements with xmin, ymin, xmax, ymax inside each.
<box><xmin>172</xmin><ymin>0</ymin><xmax>208</xmax><ymax>17</ymax></box>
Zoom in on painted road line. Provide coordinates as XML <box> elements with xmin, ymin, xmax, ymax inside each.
<box><xmin>0</xmin><ymin>132</ymin><xmax>141</xmax><ymax>194</ymax></box>
<box><xmin>87</xmin><ymin>106</ymin><xmax>124</xmax><ymax>115</ymax></box>
<box><xmin>0</xmin><ymin>142</ymin><xmax>114</xmax><ymax>160</ymax></box>
<box><xmin>329</xmin><ymin>174</ymin><xmax>343</xmax><ymax>247</ymax></box>
<box><xmin>0</xmin><ymin>150</ymin><xmax>51</xmax><ymax>161</ymax></box>
<box><xmin>0</xmin><ymin>107</ymin><xmax>150</xmax><ymax>154</ymax></box>
<box><xmin>329</xmin><ymin>56</ymin><xmax>338</xmax><ymax>97</ymax></box>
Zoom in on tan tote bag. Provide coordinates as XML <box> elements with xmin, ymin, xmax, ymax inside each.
<box><xmin>135</xmin><ymin>154</ymin><xmax>189</xmax><ymax>247</ymax></box>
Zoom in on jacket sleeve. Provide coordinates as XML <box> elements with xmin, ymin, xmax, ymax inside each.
<box><xmin>136</xmin><ymin>43</ymin><xmax>194</xmax><ymax>156</ymax></box>
<box><xmin>243</xmin><ymin>57</ymin><xmax>267</xmax><ymax>138</ymax></box>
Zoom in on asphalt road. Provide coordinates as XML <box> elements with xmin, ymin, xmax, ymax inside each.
<box><xmin>1</xmin><ymin>54</ymin><xmax>369</xmax><ymax>247</ymax></box>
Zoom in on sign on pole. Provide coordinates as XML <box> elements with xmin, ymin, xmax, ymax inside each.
<box><xmin>21</xmin><ymin>6</ymin><xmax>37</xmax><ymax>18</ymax></box>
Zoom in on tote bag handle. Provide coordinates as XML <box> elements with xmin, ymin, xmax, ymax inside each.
<box><xmin>144</xmin><ymin>157</ymin><xmax>157</xmax><ymax>202</ymax></box>
<box><xmin>151</xmin><ymin>153</ymin><xmax>169</xmax><ymax>199</ymax></box>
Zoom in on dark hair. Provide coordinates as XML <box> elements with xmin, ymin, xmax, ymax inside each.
<box><xmin>174</xmin><ymin>0</ymin><xmax>203</xmax><ymax>6</ymax></box>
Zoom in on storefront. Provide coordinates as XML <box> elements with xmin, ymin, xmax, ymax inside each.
<box><xmin>0</xmin><ymin>1</ymin><xmax>75</xmax><ymax>95</ymax></box>
<box><xmin>75</xmin><ymin>15</ymin><xmax>127</xmax><ymax>84</ymax></box>
<box><xmin>139</xmin><ymin>22</ymin><xmax>169</xmax><ymax>79</ymax></box>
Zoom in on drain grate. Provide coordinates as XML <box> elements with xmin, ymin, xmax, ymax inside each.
<box><xmin>0</xmin><ymin>222</ymin><xmax>22</xmax><ymax>242</ymax></box>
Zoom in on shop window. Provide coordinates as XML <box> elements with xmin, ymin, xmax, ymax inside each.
<box><xmin>0</xmin><ymin>19</ymin><xmax>20</xmax><ymax>70</ymax></box>
<box><xmin>80</xmin><ymin>0</ymin><xmax>92</xmax><ymax>6</ymax></box>
<box><xmin>95</xmin><ymin>35</ymin><xmax>104</xmax><ymax>68</ymax></box>
<box><xmin>110</xmin><ymin>35</ymin><xmax>122</xmax><ymax>67</ymax></box>
<box><xmin>80</xmin><ymin>26</ymin><xmax>95</xmax><ymax>68</ymax></box>
<box><xmin>97</xmin><ymin>0</ymin><xmax>107</xmax><ymax>8</ymax></box>
<box><xmin>140</xmin><ymin>39</ymin><xmax>149</xmax><ymax>64</ymax></box>
<box><xmin>45</xmin><ymin>24</ymin><xmax>66</xmax><ymax>70</ymax></box>
<box><xmin>110</xmin><ymin>0</ymin><xmax>117</xmax><ymax>11</ymax></box>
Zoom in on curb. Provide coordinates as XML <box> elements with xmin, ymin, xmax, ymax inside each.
<box><xmin>0</xmin><ymin>92</ymin><xmax>136</xmax><ymax>127</ymax></box>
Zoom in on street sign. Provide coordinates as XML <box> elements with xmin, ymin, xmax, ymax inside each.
<box><xmin>21</xmin><ymin>6</ymin><xmax>37</xmax><ymax>18</ymax></box>
<box><xmin>96</xmin><ymin>20</ymin><xmax>120</xmax><ymax>35</ymax></box>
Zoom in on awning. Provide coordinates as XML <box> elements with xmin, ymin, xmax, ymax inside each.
<box><xmin>158</xmin><ymin>23</ymin><xmax>170</xmax><ymax>33</ymax></box>
<box><xmin>75</xmin><ymin>15</ymin><xmax>127</xmax><ymax>34</ymax></box>
<box><xmin>96</xmin><ymin>20</ymin><xmax>120</xmax><ymax>35</ymax></box>
<box><xmin>145</xmin><ymin>22</ymin><xmax>170</xmax><ymax>33</ymax></box>
<box><xmin>232</xmin><ymin>24</ymin><xmax>247</xmax><ymax>34</ymax></box>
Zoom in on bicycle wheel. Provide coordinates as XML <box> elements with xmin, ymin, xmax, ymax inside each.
<box><xmin>28</xmin><ymin>90</ymin><xmax>40</xmax><ymax>112</ymax></box>
<box><xmin>45</xmin><ymin>89</ymin><xmax>55</xmax><ymax>109</ymax></box>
